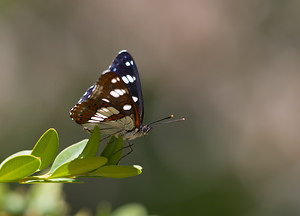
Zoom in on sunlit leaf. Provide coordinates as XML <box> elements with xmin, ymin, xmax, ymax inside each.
<box><xmin>49</xmin><ymin>157</ymin><xmax>107</xmax><ymax>178</ymax></box>
<box><xmin>22</xmin><ymin>178</ymin><xmax>82</xmax><ymax>184</ymax></box>
<box><xmin>31</xmin><ymin>128</ymin><xmax>59</xmax><ymax>171</ymax></box>
<box><xmin>89</xmin><ymin>165</ymin><xmax>142</xmax><ymax>178</ymax></box>
<box><xmin>49</xmin><ymin>139</ymin><xmax>88</xmax><ymax>174</ymax></box>
<box><xmin>0</xmin><ymin>155</ymin><xmax>41</xmax><ymax>182</ymax></box>
<box><xmin>0</xmin><ymin>150</ymin><xmax>32</xmax><ymax>169</ymax></box>
<box><xmin>78</xmin><ymin>125</ymin><xmax>100</xmax><ymax>158</ymax></box>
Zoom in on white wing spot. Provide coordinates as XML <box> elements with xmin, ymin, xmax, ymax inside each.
<box><xmin>91</xmin><ymin>116</ymin><xmax>103</xmax><ymax>121</ymax></box>
<box><xmin>97</xmin><ymin>108</ymin><xmax>112</xmax><ymax>117</ymax></box>
<box><xmin>111</xmin><ymin>78</ymin><xmax>117</xmax><ymax>83</ymax></box>
<box><xmin>88</xmin><ymin>119</ymin><xmax>100</xmax><ymax>123</ymax></box>
<box><xmin>130</xmin><ymin>60</ymin><xmax>134</xmax><ymax>65</ymax></box>
<box><xmin>125</xmin><ymin>61</ymin><xmax>131</xmax><ymax>66</ymax></box>
<box><xmin>107</xmin><ymin>107</ymin><xmax>120</xmax><ymax>114</ymax></box>
<box><xmin>101</xmin><ymin>108</ymin><xmax>112</xmax><ymax>115</ymax></box>
<box><xmin>132</xmin><ymin>96</ymin><xmax>138</xmax><ymax>102</ymax></box>
<box><xmin>110</xmin><ymin>90</ymin><xmax>119</xmax><ymax>98</ymax></box>
<box><xmin>95</xmin><ymin>113</ymin><xmax>108</xmax><ymax>119</ymax></box>
<box><xmin>123</xmin><ymin>104</ymin><xmax>132</xmax><ymax>111</ymax></box>
<box><xmin>126</xmin><ymin>75</ymin><xmax>134</xmax><ymax>83</ymax></box>
<box><xmin>122</xmin><ymin>76</ymin><xmax>129</xmax><ymax>84</ymax></box>
<box><xmin>102</xmin><ymin>98</ymin><xmax>110</xmax><ymax>103</ymax></box>
<box><xmin>115</xmin><ymin>89</ymin><xmax>125</xmax><ymax>96</ymax></box>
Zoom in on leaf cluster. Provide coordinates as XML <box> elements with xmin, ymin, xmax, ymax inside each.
<box><xmin>0</xmin><ymin>125</ymin><xmax>142</xmax><ymax>184</ymax></box>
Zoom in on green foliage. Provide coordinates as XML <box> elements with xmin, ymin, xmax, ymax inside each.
<box><xmin>49</xmin><ymin>157</ymin><xmax>107</xmax><ymax>178</ymax></box>
<box><xmin>0</xmin><ymin>126</ymin><xmax>142</xmax><ymax>184</ymax></box>
<box><xmin>0</xmin><ymin>183</ymin><xmax>68</xmax><ymax>215</ymax></box>
<box><xmin>89</xmin><ymin>165</ymin><xmax>142</xmax><ymax>178</ymax></box>
<box><xmin>79</xmin><ymin>124</ymin><xmax>101</xmax><ymax>158</ymax></box>
<box><xmin>0</xmin><ymin>155</ymin><xmax>40</xmax><ymax>182</ymax></box>
<box><xmin>0</xmin><ymin>183</ymin><xmax>152</xmax><ymax>215</ymax></box>
<box><xmin>31</xmin><ymin>128</ymin><xmax>59</xmax><ymax>171</ymax></box>
<box><xmin>48</xmin><ymin>139</ymin><xmax>89</xmax><ymax>174</ymax></box>
<box><xmin>101</xmin><ymin>136</ymin><xmax>124</xmax><ymax>165</ymax></box>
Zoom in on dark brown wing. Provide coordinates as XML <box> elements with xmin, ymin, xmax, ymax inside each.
<box><xmin>70</xmin><ymin>71</ymin><xmax>140</xmax><ymax>132</ymax></box>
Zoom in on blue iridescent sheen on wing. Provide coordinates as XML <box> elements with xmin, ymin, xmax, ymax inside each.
<box><xmin>109</xmin><ymin>50</ymin><xmax>144</xmax><ymax>124</ymax></box>
<box><xmin>78</xmin><ymin>84</ymin><xmax>96</xmax><ymax>103</ymax></box>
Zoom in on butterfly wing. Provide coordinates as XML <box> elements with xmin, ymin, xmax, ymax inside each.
<box><xmin>109</xmin><ymin>50</ymin><xmax>144</xmax><ymax>124</ymax></box>
<box><xmin>70</xmin><ymin>71</ymin><xmax>140</xmax><ymax>136</ymax></box>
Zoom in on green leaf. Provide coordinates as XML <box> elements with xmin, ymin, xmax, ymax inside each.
<box><xmin>100</xmin><ymin>136</ymin><xmax>124</xmax><ymax>165</ymax></box>
<box><xmin>0</xmin><ymin>150</ymin><xmax>32</xmax><ymax>168</ymax></box>
<box><xmin>49</xmin><ymin>139</ymin><xmax>88</xmax><ymax>174</ymax></box>
<box><xmin>89</xmin><ymin>165</ymin><xmax>142</xmax><ymax>178</ymax></box>
<box><xmin>7</xmin><ymin>150</ymin><xmax>31</xmax><ymax>156</ymax></box>
<box><xmin>22</xmin><ymin>178</ymin><xmax>82</xmax><ymax>184</ymax></box>
<box><xmin>78</xmin><ymin>125</ymin><xmax>100</xmax><ymax>158</ymax></box>
<box><xmin>0</xmin><ymin>155</ymin><xmax>41</xmax><ymax>182</ymax></box>
<box><xmin>49</xmin><ymin>157</ymin><xmax>107</xmax><ymax>178</ymax></box>
<box><xmin>31</xmin><ymin>128</ymin><xmax>59</xmax><ymax>171</ymax></box>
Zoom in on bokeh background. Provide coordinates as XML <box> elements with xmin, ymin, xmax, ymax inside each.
<box><xmin>1</xmin><ymin>0</ymin><xmax>300</xmax><ymax>215</ymax></box>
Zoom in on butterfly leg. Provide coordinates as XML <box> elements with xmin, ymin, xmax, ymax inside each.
<box><xmin>113</xmin><ymin>140</ymin><xmax>134</xmax><ymax>164</ymax></box>
<box><xmin>120</xmin><ymin>140</ymin><xmax>134</xmax><ymax>159</ymax></box>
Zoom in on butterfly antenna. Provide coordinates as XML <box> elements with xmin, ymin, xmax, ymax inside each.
<box><xmin>148</xmin><ymin>115</ymin><xmax>185</xmax><ymax>126</ymax></box>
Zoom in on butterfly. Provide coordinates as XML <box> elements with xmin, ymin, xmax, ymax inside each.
<box><xmin>70</xmin><ymin>50</ymin><xmax>183</xmax><ymax>140</ymax></box>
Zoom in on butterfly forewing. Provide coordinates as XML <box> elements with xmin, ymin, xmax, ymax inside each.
<box><xmin>109</xmin><ymin>51</ymin><xmax>144</xmax><ymax>124</ymax></box>
<box><xmin>70</xmin><ymin>71</ymin><xmax>140</xmax><ymax>135</ymax></box>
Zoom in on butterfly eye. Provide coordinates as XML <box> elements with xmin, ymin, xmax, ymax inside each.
<box><xmin>142</xmin><ymin>125</ymin><xmax>152</xmax><ymax>135</ymax></box>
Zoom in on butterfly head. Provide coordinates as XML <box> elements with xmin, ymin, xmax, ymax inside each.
<box><xmin>122</xmin><ymin>115</ymin><xmax>184</xmax><ymax>140</ymax></box>
<box><xmin>141</xmin><ymin>124</ymin><xmax>152</xmax><ymax>135</ymax></box>
<box><xmin>121</xmin><ymin>124</ymin><xmax>152</xmax><ymax>140</ymax></box>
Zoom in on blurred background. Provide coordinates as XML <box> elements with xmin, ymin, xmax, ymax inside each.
<box><xmin>1</xmin><ymin>0</ymin><xmax>300</xmax><ymax>215</ymax></box>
